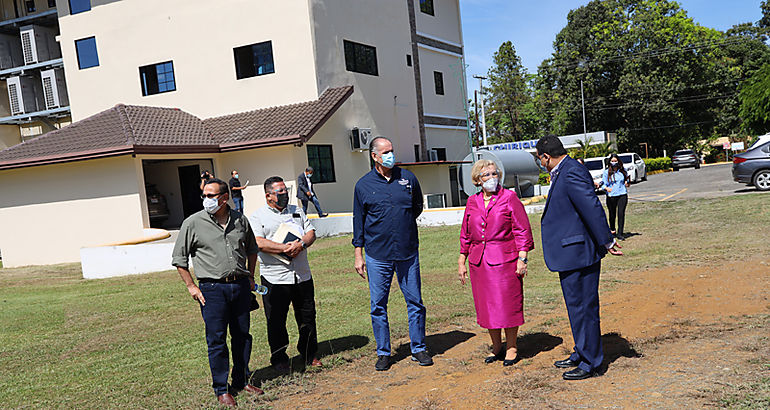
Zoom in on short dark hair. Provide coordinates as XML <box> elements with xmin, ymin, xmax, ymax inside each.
<box><xmin>369</xmin><ymin>136</ymin><xmax>392</xmax><ymax>154</ymax></box>
<box><xmin>535</xmin><ymin>135</ymin><xmax>567</xmax><ymax>157</ymax></box>
<box><xmin>263</xmin><ymin>176</ymin><xmax>284</xmax><ymax>193</ymax></box>
<box><xmin>204</xmin><ymin>178</ymin><xmax>228</xmax><ymax>195</ymax></box>
<box><xmin>305</xmin><ymin>166</ymin><xmax>313</xmax><ymax>172</ymax></box>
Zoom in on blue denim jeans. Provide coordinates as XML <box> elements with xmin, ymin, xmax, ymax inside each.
<box><xmin>198</xmin><ymin>278</ymin><xmax>252</xmax><ymax>395</ymax></box>
<box><xmin>365</xmin><ymin>254</ymin><xmax>426</xmax><ymax>356</ymax></box>
<box><xmin>300</xmin><ymin>196</ymin><xmax>324</xmax><ymax>216</ymax></box>
<box><xmin>232</xmin><ymin>197</ymin><xmax>244</xmax><ymax>213</ymax></box>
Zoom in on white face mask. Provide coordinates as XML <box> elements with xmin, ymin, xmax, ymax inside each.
<box><xmin>482</xmin><ymin>177</ymin><xmax>499</xmax><ymax>192</ymax></box>
<box><xmin>203</xmin><ymin>196</ymin><xmax>222</xmax><ymax>214</ymax></box>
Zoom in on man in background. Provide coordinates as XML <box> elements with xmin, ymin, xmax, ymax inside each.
<box><xmin>296</xmin><ymin>166</ymin><xmax>328</xmax><ymax>217</ymax></box>
<box><xmin>229</xmin><ymin>170</ymin><xmax>248</xmax><ymax>213</ymax></box>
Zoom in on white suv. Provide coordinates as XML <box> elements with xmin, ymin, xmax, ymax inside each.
<box><xmin>617</xmin><ymin>153</ymin><xmax>647</xmax><ymax>183</ymax></box>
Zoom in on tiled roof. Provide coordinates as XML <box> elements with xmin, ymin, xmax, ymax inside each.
<box><xmin>0</xmin><ymin>86</ymin><xmax>353</xmax><ymax>170</ymax></box>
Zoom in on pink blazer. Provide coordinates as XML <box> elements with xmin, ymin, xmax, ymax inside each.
<box><xmin>460</xmin><ymin>187</ymin><xmax>535</xmax><ymax>266</ymax></box>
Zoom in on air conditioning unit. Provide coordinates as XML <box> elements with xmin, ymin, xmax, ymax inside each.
<box><xmin>7</xmin><ymin>75</ymin><xmax>42</xmax><ymax>115</ymax></box>
<box><xmin>0</xmin><ymin>33</ymin><xmax>23</xmax><ymax>69</ymax></box>
<box><xmin>19</xmin><ymin>24</ymin><xmax>61</xmax><ymax>65</ymax></box>
<box><xmin>428</xmin><ymin>149</ymin><xmax>439</xmax><ymax>162</ymax></box>
<box><xmin>350</xmin><ymin>127</ymin><xmax>372</xmax><ymax>151</ymax></box>
<box><xmin>423</xmin><ymin>193</ymin><xmax>446</xmax><ymax>209</ymax></box>
<box><xmin>40</xmin><ymin>68</ymin><xmax>69</xmax><ymax>109</ymax></box>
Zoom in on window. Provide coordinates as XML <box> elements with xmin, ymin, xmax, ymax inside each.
<box><xmin>69</xmin><ymin>0</ymin><xmax>91</xmax><ymax>14</ymax></box>
<box><xmin>306</xmin><ymin>145</ymin><xmax>336</xmax><ymax>183</ymax></box>
<box><xmin>49</xmin><ymin>0</ymin><xmax>56</xmax><ymax>8</ymax></box>
<box><xmin>25</xmin><ymin>1</ymin><xmax>35</xmax><ymax>12</ymax></box>
<box><xmin>343</xmin><ymin>40</ymin><xmax>378</xmax><ymax>76</ymax></box>
<box><xmin>233</xmin><ymin>41</ymin><xmax>275</xmax><ymax>80</ymax></box>
<box><xmin>432</xmin><ymin>147</ymin><xmax>447</xmax><ymax>161</ymax></box>
<box><xmin>434</xmin><ymin>71</ymin><xmax>444</xmax><ymax>95</ymax></box>
<box><xmin>139</xmin><ymin>61</ymin><xmax>176</xmax><ymax>96</ymax></box>
<box><xmin>406</xmin><ymin>54</ymin><xmax>412</xmax><ymax>67</ymax></box>
<box><xmin>420</xmin><ymin>0</ymin><xmax>434</xmax><ymax>16</ymax></box>
<box><xmin>75</xmin><ymin>37</ymin><xmax>99</xmax><ymax>69</ymax></box>
<box><xmin>414</xmin><ymin>144</ymin><xmax>421</xmax><ymax>161</ymax></box>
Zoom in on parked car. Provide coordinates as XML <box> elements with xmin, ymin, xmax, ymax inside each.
<box><xmin>618</xmin><ymin>152</ymin><xmax>647</xmax><ymax>182</ymax></box>
<box><xmin>671</xmin><ymin>149</ymin><xmax>700</xmax><ymax>171</ymax></box>
<box><xmin>145</xmin><ymin>184</ymin><xmax>170</xmax><ymax>225</ymax></box>
<box><xmin>582</xmin><ymin>156</ymin><xmax>607</xmax><ymax>192</ymax></box>
<box><xmin>732</xmin><ymin>141</ymin><xmax>770</xmax><ymax>191</ymax></box>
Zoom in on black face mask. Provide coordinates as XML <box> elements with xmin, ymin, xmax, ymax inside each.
<box><xmin>276</xmin><ymin>192</ymin><xmax>289</xmax><ymax>209</ymax></box>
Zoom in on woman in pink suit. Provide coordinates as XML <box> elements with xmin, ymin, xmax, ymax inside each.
<box><xmin>458</xmin><ymin>159</ymin><xmax>534</xmax><ymax>366</ymax></box>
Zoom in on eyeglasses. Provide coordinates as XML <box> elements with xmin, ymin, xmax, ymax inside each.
<box><xmin>480</xmin><ymin>171</ymin><xmax>499</xmax><ymax>178</ymax></box>
<box><xmin>271</xmin><ymin>189</ymin><xmax>288</xmax><ymax>194</ymax></box>
<box><xmin>200</xmin><ymin>193</ymin><xmax>223</xmax><ymax>199</ymax></box>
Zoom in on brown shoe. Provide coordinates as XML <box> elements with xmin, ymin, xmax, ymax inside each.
<box><xmin>308</xmin><ymin>358</ymin><xmax>323</xmax><ymax>368</ymax></box>
<box><xmin>217</xmin><ymin>393</ymin><xmax>237</xmax><ymax>407</ymax></box>
<box><xmin>242</xmin><ymin>384</ymin><xmax>264</xmax><ymax>395</ymax></box>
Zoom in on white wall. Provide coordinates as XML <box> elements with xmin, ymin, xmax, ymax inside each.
<box><xmin>0</xmin><ymin>156</ymin><xmax>145</xmax><ymax>267</ymax></box>
<box><xmin>310</xmin><ymin>0</ymin><xmax>421</xmax><ymax>162</ymax></box>
<box><xmin>58</xmin><ymin>0</ymin><xmax>318</xmax><ymax>120</ymax></box>
<box><xmin>414</xmin><ymin>0</ymin><xmax>463</xmax><ymax>45</ymax></box>
<box><xmin>426</xmin><ymin>126</ymin><xmax>471</xmax><ymax>162</ymax></box>
<box><xmin>419</xmin><ymin>48</ymin><xmax>467</xmax><ymax>120</ymax></box>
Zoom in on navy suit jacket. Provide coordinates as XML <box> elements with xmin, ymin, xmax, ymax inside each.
<box><xmin>296</xmin><ymin>173</ymin><xmax>314</xmax><ymax>201</ymax></box>
<box><xmin>541</xmin><ymin>156</ymin><xmax>613</xmax><ymax>272</ymax></box>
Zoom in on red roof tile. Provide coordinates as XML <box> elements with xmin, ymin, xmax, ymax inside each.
<box><xmin>0</xmin><ymin>86</ymin><xmax>353</xmax><ymax>170</ymax></box>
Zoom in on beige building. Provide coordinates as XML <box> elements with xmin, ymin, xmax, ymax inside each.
<box><xmin>0</xmin><ymin>0</ymin><xmax>470</xmax><ymax>267</ymax></box>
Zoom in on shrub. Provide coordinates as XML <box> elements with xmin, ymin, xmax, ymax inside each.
<box><xmin>643</xmin><ymin>157</ymin><xmax>672</xmax><ymax>172</ymax></box>
<box><xmin>539</xmin><ymin>172</ymin><xmax>550</xmax><ymax>185</ymax></box>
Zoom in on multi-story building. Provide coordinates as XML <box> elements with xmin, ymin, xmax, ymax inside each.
<box><xmin>0</xmin><ymin>0</ymin><xmax>471</xmax><ymax>267</ymax></box>
<box><xmin>0</xmin><ymin>0</ymin><xmax>71</xmax><ymax>150</ymax></box>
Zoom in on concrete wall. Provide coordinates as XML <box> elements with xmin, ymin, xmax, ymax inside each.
<box><xmin>414</xmin><ymin>0</ymin><xmax>463</xmax><ymax>45</ymax></box>
<box><xmin>57</xmin><ymin>0</ymin><xmax>318</xmax><ymax>120</ymax></box>
<box><xmin>0</xmin><ymin>124</ymin><xmax>20</xmax><ymax>149</ymax></box>
<box><xmin>310</xmin><ymin>0</ymin><xmax>421</xmax><ymax>162</ymax></box>
<box><xmin>404</xmin><ymin>164</ymin><xmax>453</xmax><ymax>206</ymax></box>
<box><xmin>425</xmin><ymin>126</ymin><xmax>471</xmax><ymax>162</ymax></box>
<box><xmin>0</xmin><ymin>156</ymin><xmax>144</xmax><ymax>267</ymax></box>
<box><xmin>418</xmin><ymin>47</ymin><xmax>466</xmax><ymax>120</ymax></box>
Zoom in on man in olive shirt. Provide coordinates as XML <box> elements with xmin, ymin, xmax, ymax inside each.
<box><xmin>172</xmin><ymin>178</ymin><xmax>262</xmax><ymax>407</ymax></box>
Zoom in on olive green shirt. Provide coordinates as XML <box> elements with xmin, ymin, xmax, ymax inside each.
<box><xmin>171</xmin><ymin>208</ymin><xmax>259</xmax><ymax>280</ymax></box>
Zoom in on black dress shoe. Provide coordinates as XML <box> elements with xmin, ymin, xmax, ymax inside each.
<box><xmin>375</xmin><ymin>355</ymin><xmax>391</xmax><ymax>371</ymax></box>
<box><xmin>502</xmin><ymin>356</ymin><xmax>520</xmax><ymax>367</ymax></box>
<box><xmin>553</xmin><ymin>358</ymin><xmax>580</xmax><ymax>368</ymax></box>
<box><xmin>484</xmin><ymin>350</ymin><xmax>505</xmax><ymax>364</ymax></box>
<box><xmin>562</xmin><ymin>368</ymin><xmax>597</xmax><ymax>380</ymax></box>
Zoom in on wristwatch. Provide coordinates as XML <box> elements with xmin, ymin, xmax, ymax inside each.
<box><xmin>300</xmin><ymin>240</ymin><xmax>308</xmax><ymax>249</ymax></box>
<box><xmin>518</xmin><ymin>256</ymin><xmax>528</xmax><ymax>264</ymax></box>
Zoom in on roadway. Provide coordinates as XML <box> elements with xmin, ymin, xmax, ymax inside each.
<box><xmin>624</xmin><ymin>163</ymin><xmax>766</xmax><ymax>202</ymax></box>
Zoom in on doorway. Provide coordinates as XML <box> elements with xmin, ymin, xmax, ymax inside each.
<box><xmin>178</xmin><ymin>165</ymin><xmax>203</xmax><ymax>219</ymax></box>
<box><xmin>142</xmin><ymin>158</ymin><xmax>214</xmax><ymax>229</ymax></box>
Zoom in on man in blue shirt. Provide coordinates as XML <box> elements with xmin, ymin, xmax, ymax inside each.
<box><xmin>352</xmin><ymin>136</ymin><xmax>432</xmax><ymax>371</ymax></box>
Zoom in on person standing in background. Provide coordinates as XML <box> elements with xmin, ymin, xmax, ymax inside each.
<box><xmin>296</xmin><ymin>167</ymin><xmax>328</xmax><ymax>217</ymax></box>
<box><xmin>229</xmin><ymin>170</ymin><xmax>248</xmax><ymax>214</ymax></box>
<box><xmin>601</xmin><ymin>154</ymin><xmax>630</xmax><ymax>240</ymax></box>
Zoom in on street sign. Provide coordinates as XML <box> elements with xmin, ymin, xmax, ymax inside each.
<box><xmin>723</xmin><ymin>142</ymin><xmax>731</xmax><ymax>149</ymax></box>
<box><xmin>731</xmin><ymin>142</ymin><xmax>744</xmax><ymax>151</ymax></box>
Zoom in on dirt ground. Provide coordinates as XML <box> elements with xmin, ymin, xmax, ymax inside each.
<box><xmin>262</xmin><ymin>260</ymin><xmax>770</xmax><ymax>409</ymax></box>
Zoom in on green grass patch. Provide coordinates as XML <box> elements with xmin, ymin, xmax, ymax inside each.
<box><xmin>0</xmin><ymin>193</ymin><xmax>768</xmax><ymax>407</ymax></box>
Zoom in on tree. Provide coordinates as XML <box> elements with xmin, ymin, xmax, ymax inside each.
<box><xmin>483</xmin><ymin>41</ymin><xmax>532</xmax><ymax>144</ymax></box>
<box><xmin>739</xmin><ymin>63</ymin><xmax>770</xmax><ymax>134</ymax></box>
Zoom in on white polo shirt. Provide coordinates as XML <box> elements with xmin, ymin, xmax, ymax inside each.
<box><xmin>248</xmin><ymin>204</ymin><xmax>315</xmax><ymax>284</ymax></box>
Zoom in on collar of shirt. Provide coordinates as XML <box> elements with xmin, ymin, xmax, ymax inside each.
<box><xmin>549</xmin><ymin>156</ymin><xmax>567</xmax><ymax>178</ymax></box>
<box><xmin>267</xmin><ymin>204</ymin><xmax>290</xmax><ymax>215</ymax></box>
<box><xmin>207</xmin><ymin>206</ymin><xmax>232</xmax><ymax>228</ymax></box>
<box><xmin>371</xmin><ymin>166</ymin><xmax>400</xmax><ymax>182</ymax></box>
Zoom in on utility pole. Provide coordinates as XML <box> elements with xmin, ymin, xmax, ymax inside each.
<box><xmin>473</xmin><ymin>75</ymin><xmax>488</xmax><ymax>146</ymax></box>
<box><xmin>474</xmin><ymin>90</ymin><xmax>480</xmax><ymax>147</ymax></box>
<box><xmin>580</xmin><ymin>79</ymin><xmax>587</xmax><ymax>141</ymax></box>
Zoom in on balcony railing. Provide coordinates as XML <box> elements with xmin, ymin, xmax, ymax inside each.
<box><xmin>0</xmin><ymin>106</ymin><xmax>70</xmax><ymax>125</ymax></box>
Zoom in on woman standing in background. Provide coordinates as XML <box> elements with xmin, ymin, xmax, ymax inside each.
<box><xmin>602</xmin><ymin>153</ymin><xmax>630</xmax><ymax>240</ymax></box>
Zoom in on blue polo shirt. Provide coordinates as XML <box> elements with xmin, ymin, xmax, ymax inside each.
<box><xmin>352</xmin><ymin>167</ymin><xmax>423</xmax><ymax>261</ymax></box>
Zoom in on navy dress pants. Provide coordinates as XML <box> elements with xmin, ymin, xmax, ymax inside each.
<box><xmin>559</xmin><ymin>261</ymin><xmax>604</xmax><ymax>373</ymax></box>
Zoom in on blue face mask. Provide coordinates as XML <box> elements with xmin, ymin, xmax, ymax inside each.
<box><xmin>380</xmin><ymin>152</ymin><xmax>395</xmax><ymax>169</ymax></box>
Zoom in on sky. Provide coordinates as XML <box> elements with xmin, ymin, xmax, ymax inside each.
<box><xmin>460</xmin><ymin>0</ymin><xmax>765</xmax><ymax>94</ymax></box>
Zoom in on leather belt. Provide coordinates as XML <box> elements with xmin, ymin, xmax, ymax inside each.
<box><xmin>199</xmin><ymin>275</ymin><xmax>247</xmax><ymax>284</ymax></box>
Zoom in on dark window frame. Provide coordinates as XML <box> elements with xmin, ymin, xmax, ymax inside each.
<box><xmin>432</xmin><ymin>147</ymin><xmax>447</xmax><ymax>161</ymax></box>
<box><xmin>233</xmin><ymin>40</ymin><xmax>275</xmax><ymax>80</ymax></box>
<box><xmin>343</xmin><ymin>40</ymin><xmax>379</xmax><ymax>76</ymax></box>
<box><xmin>406</xmin><ymin>54</ymin><xmax>412</xmax><ymax>67</ymax></box>
<box><xmin>306</xmin><ymin>145</ymin><xmax>336</xmax><ymax>184</ymax></box>
<box><xmin>49</xmin><ymin>0</ymin><xmax>56</xmax><ymax>8</ymax></box>
<box><xmin>434</xmin><ymin>71</ymin><xmax>444</xmax><ymax>95</ymax></box>
<box><xmin>74</xmin><ymin>36</ymin><xmax>99</xmax><ymax>69</ymax></box>
<box><xmin>25</xmin><ymin>0</ymin><xmax>35</xmax><ymax>12</ymax></box>
<box><xmin>420</xmin><ymin>0</ymin><xmax>435</xmax><ymax>16</ymax></box>
<box><xmin>139</xmin><ymin>61</ymin><xmax>177</xmax><ymax>96</ymax></box>
<box><xmin>68</xmin><ymin>0</ymin><xmax>91</xmax><ymax>14</ymax></box>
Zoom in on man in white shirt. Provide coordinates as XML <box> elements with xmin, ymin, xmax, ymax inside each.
<box><xmin>249</xmin><ymin>176</ymin><xmax>321</xmax><ymax>373</ymax></box>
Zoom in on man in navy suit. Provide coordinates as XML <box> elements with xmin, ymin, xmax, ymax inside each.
<box><xmin>536</xmin><ymin>135</ymin><xmax>623</xmax><ymax>380</ymax></box>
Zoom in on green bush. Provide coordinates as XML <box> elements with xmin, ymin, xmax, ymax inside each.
<box><xmin>643</xmin><ymin>157</ymin><xmax>672</xmax><ymax>172</ymax></box>
<box><xmin>539</xmin><ymin>172</ymin><xmax>550</xmax><ymax>185</ymax></box>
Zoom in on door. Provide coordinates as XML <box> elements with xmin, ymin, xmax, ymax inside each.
<box><xmin>178</xmin><ymin>165</ymin><xmax>203</xmax><ymax>219</ymax></box>
<box><xmin>449</xmin><ymin>166</ymin><xmax>461</xmax><ymax>207</ymax></box>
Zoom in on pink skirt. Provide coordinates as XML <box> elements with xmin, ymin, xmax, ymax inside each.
<box><xmin>469</xmin><ymin>258</ymin><xmax>524</xmax><ymax>329</ymax></box>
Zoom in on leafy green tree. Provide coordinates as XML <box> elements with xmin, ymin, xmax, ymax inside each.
<box><xmin>739</xmin><ymin>63</ymin><xmax>770</xmax><ymax>134</ymax></box>
<box><xmin>483</xmin><ymin>41</ymin><xmax>532</xmax><ymax>143</ymax></box>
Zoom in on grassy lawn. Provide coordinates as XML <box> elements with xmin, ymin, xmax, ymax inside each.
<box><xmin>0</xmin><ymin>193</ymin><xmax>768</xmax><ymax>407</ymax></box>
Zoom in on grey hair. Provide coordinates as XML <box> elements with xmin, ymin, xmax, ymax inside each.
<box><xmin>369</xmin><ymin>136</ymin><xmax>392</xmax><ymax>154</ymax></box>
<box><xmin>305</xmin><ymin>166</ymin><xmax>314</xmax><ymax>172</ymax></box>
